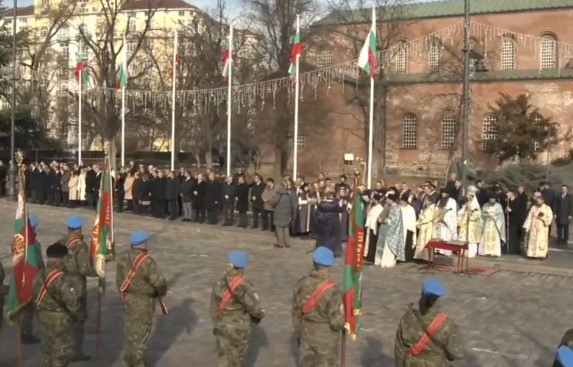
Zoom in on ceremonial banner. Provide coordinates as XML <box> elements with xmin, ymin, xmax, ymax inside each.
<box><xmin>90</xmin><ymin>158</ymin><xmax>115</xmax><ymax>293</ymax></box>
<box><xmin>343</xmin><ymin>176</ymin><xmax>366</xmax><ymax>339</ymax></box>
<box><xmin>357</xmin><ymin>12</ymin><xmax>378</xmax><ymax>77</ymax></box>
<box><xmin>6</xmin><ymin>171</ymin><xmax>42</xmax><ymax>323</ymax></box>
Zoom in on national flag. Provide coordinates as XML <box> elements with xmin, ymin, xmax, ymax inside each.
<box><xmin>343</xmin><ymin>176</ymin><xmax>367</xmax><ymax>340</ymax></box>
<box><xmin>288</xmin><ymin>30</ymin><xmax>303</xmax><ymax>77</ymax></box>
<box><xmin>357</xmin><ymin>9</ymin><xmax>378</xmax><ymax>77</ymax></box>
<box><xmin>75</xmin><ymin>56</ymin><xmax>90</xmax><ymax>87</ymax></box>
<box><xmin>222</xmin><ymin>49</ymin><xmax>231</xmax><ymax>79</ymax></box>
<box><xmin>89</xmin><ymin>157</ymin><xmax>115</xmax><ymax>293</ymax></box>
<box><xmin>6</xmin><ymin>170</ymin><xmax>42</xmax><ymax>323</ymax></box>
<box><xmin>117</xmin><ymin>36</ymin><xmax>128</xmax><ymax>90</ymax></box>
<box><xmin>169</xmin><ymin>33</ymin><xmax>181</xmax><ymax>85</ymax></box>
<box><xmin>169</xmin><ymin>54</ymin><xmax>182</xmax><ymax>85</ymax></box>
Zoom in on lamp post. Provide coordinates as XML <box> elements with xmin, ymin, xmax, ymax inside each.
<box><xmin>7</xmin><ymin>0</ymin><xmax>18</xmax><ymax>200</ymax></box>
<box><xmin>460</xmin><ymin>0</ymin><xmax>471</xmax><ymax>190</ymax></box>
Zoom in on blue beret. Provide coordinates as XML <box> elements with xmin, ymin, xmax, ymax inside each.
<box><xmin>29</xmin><ymin>214</ymin><xmax>39</xmax><ymax>228</ymax></box>
<box><xmin>422</xmin><ymin>279</ymin><xmax>447</xmax><ymax>297</ymax></box>
<box><xmin>313</xmin><ymin>247</ymin><xmax>335</xmax><ymax>267</ymax></box>
<box><xmin>67</xmin><ymin>216</ymin><xmax>84</xmax><ymax>229</ymax></box>
<box><xmin>130</xmin><ymin>230</ymin><xmax>150</xmax><ymax>247</ymax></box>
<box><xmin>557</xmin><ymin>346</ymin><xmax>573</xmax><ymax>367</ymax></box>
<box><xmin>228</xmin><ymin>250</ymin><xmax>249</xmax><ymax>268</ymax></box>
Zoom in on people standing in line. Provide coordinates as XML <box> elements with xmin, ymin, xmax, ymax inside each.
<box><xmin>250</xmin><ymin>174</ymin><xmax>265</xmax><ymax>229</ymax></box>
<box><xmin>270</xmin><ymin>183</ymin><xmax>293</xmax><ymax>248</ymax></box>
<box><xmin>235</xmin><ymin>175</ymin><xmax>250</xmax><ymax>228</ymax></box>
<box><xmin>222</xmin><ymin>175</ymin><xmax>237</xmax><ymax>226</ymax></box>
<box><xmin>261</xmin><ymin>178</ymin><xmax>277</xmax><ymax>232</ymax></box>
<box><xmin>210</xmin><ymin>251</ymin><xmax>265</xmax><ymax>367</ymax></box>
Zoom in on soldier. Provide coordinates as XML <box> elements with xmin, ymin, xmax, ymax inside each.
<box><xmin>20</xmin><ymin>214</ymin><xmax>43</xmax><ymax>344</ymax></box>
<box><xmin>59</xmin><ymin>215</ymin><xmax>93</xmax><ymax>361</ymax></box>
<box><xmin>554</xmin><ymin>330</ymin><xmax>573</xmax><ymax>366</ymax></box>
<box><xmin>116</xmin><ymin>230</ymin><xmax>167</xmax><ymax>367</ymax></box>
<box><xmin>394</xmin><ymin>279</ymin><xmax>465</xmax><ymax>367</ymax></box>
<box><xmin>292</xmin><ymin>246</ymin><xmax>345</xmax><ymax>367</ymax></box>
<box><xmin>210</xmin><ymin>250</ymin><xmax>265</xmax><ymax>367</ymax></box>
<box><xmin>33</xmin><ymin>242</ymin><xmax>85</xmax><ymax>367</ymax></box>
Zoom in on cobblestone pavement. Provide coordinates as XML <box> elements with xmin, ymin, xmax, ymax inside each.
<box><xmin>0</xmin><ymin>203</ymin><xmax>571</xmax><ymax>367</ymax></box>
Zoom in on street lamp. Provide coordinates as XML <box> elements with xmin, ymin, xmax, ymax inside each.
<box><xmin>7</xmin><ymin>0</ymin><xmax>17</xmax><ymax>200</ymax></box>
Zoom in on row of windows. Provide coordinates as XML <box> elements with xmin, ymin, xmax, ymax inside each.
<box><xmin>400</xmin><ymin>113</ymin><xmax>545</xmax><ymax>150</ymax></box>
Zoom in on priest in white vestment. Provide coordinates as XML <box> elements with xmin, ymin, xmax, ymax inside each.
<box><xmin>458</xmin><ymin>186</ymin><xmax>483</xmax><ymax>258</ymax></box>
<box><xmin>364</xmin><ymin>193</ymin><xmax>384</xmax><ymax>263</ymax></box>
<box><xmin>479</xmin><ymin>193</ymin><xmax>505</xmax><ymax>257</ymax></box>
<box><xmin>523</xmin><ymin>193</ymin><xmax>553</xmax><ymax>259</ymax></box>
<box><xmin>435</xmin><ymin>190</ymin><xmax>458</xmax><ymax>256</ymax></box>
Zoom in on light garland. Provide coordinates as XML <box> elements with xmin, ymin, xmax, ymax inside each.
<box><xmin>74</xmin><ymin>20</ymin><xmax>573</xmax><ymax>115</ymax></box>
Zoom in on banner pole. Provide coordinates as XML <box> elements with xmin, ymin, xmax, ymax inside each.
<box><xmin>340</xmin><ymin>330</ymin><xmax>347</xmax><ymax>367</ymax></box>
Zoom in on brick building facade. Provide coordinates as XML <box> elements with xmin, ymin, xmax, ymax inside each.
<box><xmin>258</xmin><ymin>0</ymin><xmax>573</xmax><ymax>179</ymax></box>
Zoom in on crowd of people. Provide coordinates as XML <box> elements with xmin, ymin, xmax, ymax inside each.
<box><xmin>18</xmin><ymin>161</ymin><xmax>573</xmax><ymax>265</ymax></box>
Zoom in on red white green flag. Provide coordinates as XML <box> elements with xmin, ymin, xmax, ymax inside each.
<box><xmin>6</xmin><ymin>170</ymin><xmax>42</xmax><ymax>323</ymax></box>
<box><xmin>117</xmin><ymin>35</ymin><xmax>128</xmax><ymax>90</ymax></box>
<box><xmin>222</xmin><ymin>49</ymin><xmax>231</xmax><ymax>79</ymax></box>
<box><xmin>288</xmin><ymin>28</ymin><xmax>303</xmax><ymax>77</ymax></box>
<box><xmin>169</xmin><ymin>33</ymin><xmax>181</xmax><ymax>85</ymax></box>
<box><xmin>343</xmin><ymin>176</ymin><xmax>366</xmax><ymax>339</ymax></box>
<box><xmin>89</xmin><ymin>158</ymin><xmax>115</xmax><ymax>293</ymax></box>
<box><xmin>357</xmin><ymin>9</ymin><xmax>378</xmax><ymax>77</ymax></box>
<box><xmin>75</xmin><ymin>56</ymin><xmax>90</xmax><ymax>88</ymax></box>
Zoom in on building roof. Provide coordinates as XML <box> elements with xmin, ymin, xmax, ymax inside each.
<box><xmin>316</xmin><ymin>0</ymin><xmax>573</xmax><ymax>25</ymax></box>
<box><xmin>0</xmin><ymin>5</ymin><xmax>34</xmax><ymax>17</ymax></box>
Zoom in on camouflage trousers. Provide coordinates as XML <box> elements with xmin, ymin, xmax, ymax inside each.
<box><xmin>39</xmin><ymin>311</ymin><xmax>74</xmax><ymax>367</ymax></box>
<box><xmin>71</xmin><ymin>292</ymin><xmax>87</xmax><ymax>355</ymax></box>
<box><xmin>123</xmin><ymin>294</ymin><xmax>155</xmax><ymax>367</ymax></box>
<box><xmin>214</xmin><ymin>324</ymin><xmax>251</xmax><ymax>367</ymax></box>
<box><xmin>299</xmin><ymin>325</ymin><xmax>340</xmax><ymax>367</ymax></box>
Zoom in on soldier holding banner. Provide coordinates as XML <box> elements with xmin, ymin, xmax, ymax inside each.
<box><xmin>210</xmin><ymin>250</ymin><xmax>265</xmax><ymax>367</ymax></box>
<box><xmin>116</xmin><ymin>230</ymin><xmax>168</xmax><ymax>367</ymax></box>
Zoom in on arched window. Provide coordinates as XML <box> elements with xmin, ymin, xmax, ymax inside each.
<box><xmin>395</xmin><ymin>42</ymin><xmax>409</xmax><ymax>74</ymax></box>
<box><xmin>441</xmin><ymin>111</ymin><xmax>456</xmax><ymax>150</ymax></box>
<box><xmin>402</xmin><ymin>113</ymin><xmax>418</xmax><ymax>149</ymax></box>
<box><xmin>428</xmin><ymin>38</ymin><xmax>442</xmax><ymax>72</ymax></box>
<box><xmin>501</xmin><ymin>34</ymin><xmax>516</xmax><ymax>70</ymax></box>
<box><xmin>540</xmin><ymin>34</ymin><xmax>557</xmax><ymax>70</ymax></box>
<box><xmin>482</xmin><ymin>114</ymin><xmax>498</xmax><ymax>150</ymax></box>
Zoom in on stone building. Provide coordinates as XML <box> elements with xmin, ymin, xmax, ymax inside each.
<box><xmin>260</xmin><ymin>0</ymin><xmax>573</xmax><ymax>178</ymax></box>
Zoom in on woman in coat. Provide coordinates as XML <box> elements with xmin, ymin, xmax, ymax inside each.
<box><xmin>68</xmin><ymin>171</ymin><xmax>79</xmax><ymax>207</ymax></box>
<box><xmin>314</xmin><ymin>191</ymin><xmax>343</xmax><ymax>257</ymax></box>
<box><xmin>271</xmin><ymin>184</ymin><xmax>294</xmax><ymax>248</ymax></box>
<box><xmin>124</xmin><ymin>171</ymin><xmax>135</xmax><ymax>212</ymax></box>
<box><xmin>77</xmin><ymin>168</ymin><xmax>87</xmax><ymax>206</ymax></box>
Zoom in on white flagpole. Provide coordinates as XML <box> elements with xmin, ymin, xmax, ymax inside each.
<box><xmin>170</xmin><ymin>32</ymin><xmax>178</xmax><ymax>171</ymax></box>
<box><xmin>367</xmin><ymin>7</ymin><xmax>376</xmax><ymax>189</ymax></box>
<box><xmin>78</xmin><ymin>40</ymin><xmax>83</xmax><ymax>166</ymax></box>
<box><xmin>226</xmin><ymin>24</ymin><xmax>233</xmax><ymax>177</ymax></box>
<box><xmin>121</xmin><ymin>35</ymin><xmax>127</xmax><ymax>168</ymax></box>
<box><xmin>292</xmin><ymin>14</ymin><xmax>301</xmax><ymax>180</ymax></box>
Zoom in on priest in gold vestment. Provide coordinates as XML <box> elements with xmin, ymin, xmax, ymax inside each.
<box><xmin>414</xmin><ymin>197</ymin><xmax>436</xmax><ymax>261</ymax></box>
<box><xmin>523</xmin><ymin>193</ymin><xmax>553</xmax><ymax>259</ymax></box>
<box><xmin>458</xmin><ymin>186</ymin><xmax>482</xmax><ymax>258</ymax></box>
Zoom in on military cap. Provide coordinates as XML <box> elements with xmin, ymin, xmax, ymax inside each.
<box><xmin>29</xmin><ymin>214</ymin><xmax>39</xmax><ymax>228</ymax></box>
<box><xmin>313</xmin><ymin>246</ymin><xmax>335</xmax><ymax>267</ymax></box>
<box><xmin>130</xmin><ymin>230</ymin><xmax>150</xmax><ymax>247</ymax></box>
<box><xmin>557</xmin><ymin>345</ymin><xmax>573</xmax><ymax>367</ymax></box>
<box><xmin>228</xmin><ymin>250</ymin><xmax>249</xmax><ymax>268</ymax></box>
<box><xmin>422</xmin><ymin>279</ymin><xmax>447</xmax><ymax>297</ymax></box>
<box><xmin>46</xmin><ymin>242</ymin><xmax>68</xmax><ymax>258</ymax></box>
<box><xmin>67</xmin><ymin>215</ymin><xmax>84</xmax><ymax>229</ymax></box>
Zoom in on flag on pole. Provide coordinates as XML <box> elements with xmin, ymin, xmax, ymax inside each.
<box><xmin>357</xmin><ymin>11</ymin><xmax>378</xmax><ymax>77</ymax></box>
<box><xmin>169</xmin><ymin>34</ymin><xmax>181</xmax><ymax>85</ymax></box>
<box><xmin>75</xmin><ymin>56</ymin><xmax>90</xmax><ymax>87</ymax></box>
<box><xmin>221</xmin><ymin>49</ymin><xmax>231</xmax><ymax>79</ymax></box>
<box><xmin>117</xmin><ymin>36</ymin><xmax>128</xmax><ymax>90</ymax></box>
<box><xmin>288</xmin><ymin>29</ymin><xmax>303</xmax><ymax>77</ymax></box>
<box><xmin>6</xmin><ymin>171</ymin><xmax>42</xmax><ymax>323</ymax></box>
<box><xmin>89</xmin><ymin>158</ymin><xmax>115</xmax><ymax>293</ymax></box>
<box><xmin>343</xmin><ymin>176</ymin><xmax>367</xmax><ymax>340</ymax></box>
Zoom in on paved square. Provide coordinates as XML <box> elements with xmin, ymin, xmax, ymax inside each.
<box><xmin>0</xmin><ymin>202</ymin><xmax>570</xmax><ymax>366</ymax></box>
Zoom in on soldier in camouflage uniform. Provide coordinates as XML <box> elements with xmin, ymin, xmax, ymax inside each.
<box><xmin>33</xmin><ymin>242</ymin><xmax>85</xmax><ymax>367</ymax></box>
<box><xmin>210</xmin><ymin>250</ymin><xmax>265</xmax><ymax>367</ymax></box>
<box><xmin>394</xmin><ymin>279</ymin><xmax>465</xmax><ymax>367</ymax></box>
<box><xmin>553</xmin><ymin>330</ymin><xmax>573</xmax><ymax>367</ymax></box>
<box><xmin>555</xmin><ymin>345</ymin><xmax>573</xmax><ymax>367</ymax></box>
<box><xmin>116</xmin><ymin>230</ymin><xmax>167</xmax><ymax>367</ymax></box>
<box><xmin>59</xmin><ymin>215</ymin><xmax>94</xmax><ymax>361</ymax></box>
<box><xmin>292</xmin><ymin>247</ymin><xmax>345</xmax><ymax>367</ymax></box>
<box><xmin>20</xmin><ymin>214</ymin><xmax>43</xmax><ymax>344</ymax></box>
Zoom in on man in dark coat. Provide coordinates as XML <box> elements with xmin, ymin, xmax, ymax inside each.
<box><xmin>250</xmin><ymin>174</ymin><xmax>265</xmax><ymax>229</ymax></box>
<box><xmin>270</xmin><ymin>184</ymin><xmax>293</xmax><ymax>248</ymax></box>
<box><xmin>221</xmin><ymin>176</ymin><xmax>236</xmax><ymax>226</ymax></box>
<box><xmin>506</xmin><ymin>188</ymin><xmax>528</xmax><ymax>255</ymax></box>
<box><xmin>151</xmin><ymin>171</ymin><xmax>166</xmax><ymax>218</ymax></box>
<box><xmin>204</xmin><ymin>172</ymin><xmax>222</xmax><ymax>225</ymax></box>
<box><xmin>192</xmin><ymin>173</ymin><xmax>207</xmax><ymax>223</ymax></box>
<box><xmin>235</xmin><ymin>175</ymin><xmax>250</xmax><ymax>228</ymax></box>
<box><xmin>180</xmin><ymin>171</ymin><xmax>194</xmax><ymax>222</ymax></box>
<box><xmin>85</xmin><ymin>166</ymin><xmax>96</xmax><ymax>209</ymax></box>
<box><xmin>554</xmin><ymin>184</ymin><xmax>573</xmax><ymax>245</ymax></box>
<box><xmin>165</xmin><ymin>171</ymin><xmax>180</xmax><ymax>220</ymax></box>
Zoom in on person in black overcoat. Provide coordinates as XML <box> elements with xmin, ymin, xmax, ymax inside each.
<box><xmin>192</xmin><ymin>173</ymin><xmax>207</xmax><ymax>223</ymax></box>
<box><xmin>179</xmin><ymin>171</ymin><xmax>194</xmax><ymax>221</ymax></box>
<box><xmin>114</xmin><ymin>170</ymin><xmax>126</xmax><ymax>213</ymax></box>
<box><xmin>47</xmin><ymin>165</ymin><xmax>57</xmax><ymax>205</ymax></box>
<box><xmin>39</xmin><ymin>165</ymin><xmax>49</xmax><ymax>204</ymax></box>
<box><xmin>151</xmin><ymin>171</ymin><xmax>167</xmax><ymax>218</ymax></box>
<box><xmin>204</xmin><ymin>172</ymin><xmax>222</xmax><ymax>224</ymax></box>
<box><xmin>506</xmin><ymin>188</ymin><xmax>528</xmax><ymax>255</ymax></box>
<box><xmin>235</xmin><ymin>175</ymin><xmax>250</xmax><ymax>228</ymax></box>
<box><xmin>165</xmin><ymin>171</ymin><xmax>180</xmax><ymax>220</ymax></box>
<box><xmin>221</xmin><ymin>176</ymin><xmax>236</xmax><ymax>226</ymax></box>
<box><xmin>136</xmin><ymin>173</ymin><xmax>151</xmax><ymax>216</ymax></box>
<box><xmin>85</xmin><ymin>166</ymin><xmax>96</xmax><ymax>208</ymax></box>
<box><xmin>250</xmin><ymin>174</ymin><xmax>265</xmax><ymax>229</ymax></box>
<box><xmin>314</xmin><ymin>191</ymin><xmax>343</xmax><ymax>257</ymax></box>
<box><xmin>555</xmin><ymin>184</ymin><xmax>573</xmax><ymax>245</ymax></box>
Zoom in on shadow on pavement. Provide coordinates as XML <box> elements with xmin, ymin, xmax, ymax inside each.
<box><xmin>360</xmin><ymin>336</ymin><xmax>394</xmax><ymax>367</ymax></box>
<box><xmin>245</xmin><ymin>324</ymin><xmax>269</xmax><ymax>367</ymax></box>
